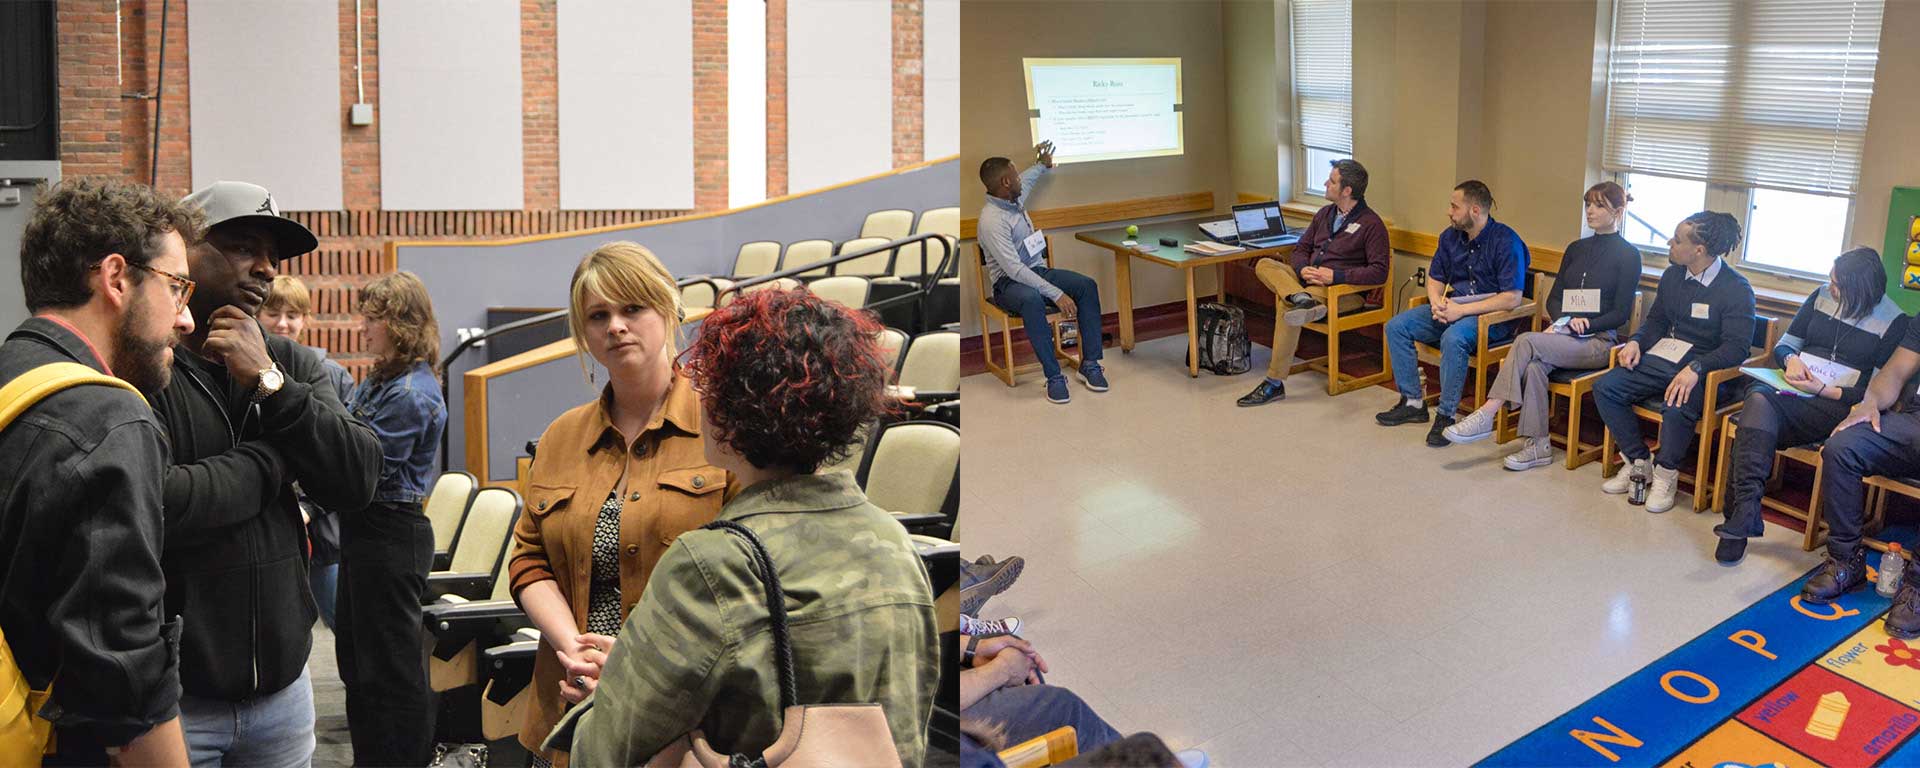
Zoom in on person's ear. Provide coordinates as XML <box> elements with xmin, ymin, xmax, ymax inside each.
<box><xmin>96</xmin><ymin>253</ymin><xmax>132</xmax><ymax>311</ymax></box>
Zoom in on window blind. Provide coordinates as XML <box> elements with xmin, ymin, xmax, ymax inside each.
<box><xmin>1292</xmin><ymin>0</ymin><xmax>1353</xmax><ymax>156</ymax></box>
<box><xmin>1604</xmin><ymin>0</ymin><xmax>1883</xmax><ymax>197</ymax></box>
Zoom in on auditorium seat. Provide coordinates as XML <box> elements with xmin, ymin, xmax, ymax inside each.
<box><xmin>835</xmin><ymin>236</ymin><xmax>896</xmax><ymax>277</ymax></box>
<box><xmin>860</xmin><ymin>208</ymin><xmax>916</xmax><ymax>241</ymax></box>
<box><xmin>858</xmin><ymin>419</ymin><xmax>960</xmax><ymax>530</ymax></box>
<box><xmin>680</xmin><ymin>278</ymin><xmax>733</xmax><ymax>310</ymax></box>
<box><xmin>731</xmin><ymin>241</ymin><xmax>782</xmax><ymax>279</ymax></box>
<box><xmin>426</xmin><ymin>471</ymin><xmax>478</xmax><ymax>571</ymax></box>
<box><xmin>899</xmin><ymin>330</ymin><xmax>961</xmax><ymax>397</ymax></box>
<box><xmin>807</xmin><ymin>275</ymin><xmax>873</xmax><ymax>309</ymax></box>
<box><xmin>782</xmin><ymin>239</ymin><xmax>835</xmax><ymax>277</ymax></box>
<box><xmin>478</xmin><ymin>630</ymin><xmax>542</xmax><ymax>746</ymax></box>
<box><xmin>429</xmin><ymin>487</ymin><xmax>523</xmax><ymax>601</ymax></box>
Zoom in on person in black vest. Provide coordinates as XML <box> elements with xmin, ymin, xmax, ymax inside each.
<box><xmin>155</xmin><ymin>181</ymin><xmax>381</xmax><ymax>766</ymax></box>
<box><xmin>1715</xmin><ymin>248</ymin><xmax>1909</xmax><ymax>565</ymax></box>
<box><xmin>1592</xmin><ymin>211</ymin><xmax>1756</xmax><ymax>513</ymax></box>
<box><xmin>0</xmin><ymin>178</ymin><xmax>199</xmax><ymax>765</ymax></box>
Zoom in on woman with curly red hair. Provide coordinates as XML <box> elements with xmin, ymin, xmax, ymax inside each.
<box><xmin>550</xmin><ymin>288</ymin><xmax>939</xmax><ymax>765</ymax></box>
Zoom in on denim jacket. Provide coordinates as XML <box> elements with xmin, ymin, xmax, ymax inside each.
<box><xmin>348</xmin><ymin>360</ymin><xmax>446</xmax><ymax>504</ymax></box>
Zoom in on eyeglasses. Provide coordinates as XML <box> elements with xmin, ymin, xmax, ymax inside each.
<box><xmin>132</xmin><ymin>263</ymin><xmax>196</xmax><ymax>311</ymax></box>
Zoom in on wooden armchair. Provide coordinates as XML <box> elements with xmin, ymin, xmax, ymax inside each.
<box><xmin>998</xmin><ymin>727</ymin><xmax>1078</xmax><ymax>768</ymax></box>
<box><xmin>1287</xmin><ymin>259</ymin><xmax>1398</xmax><ymax>396</ymax></box>
<box><xmin>1601</xmin><ymin>316</ymin><xmax>1784</xmax><ymax>512</ymax></box>
<box><xmin>973</xmin><ymin>239</ymin><xmax>1081</xmax><ymax>387</ymax></box>
<box><xmin>1407</xmin><ymin>271</ymin><xmax>1546</xmax><ymax>415</ymax></box>
<box><xmin>1711</xmin><ymin>413</ymin><xmax>1827</xmax><ymax>550</ymax></box>
<box><xmin>1495</xmin><ymin>292</ymin><xmax>1647</xmax><ymax>470</ymax></box>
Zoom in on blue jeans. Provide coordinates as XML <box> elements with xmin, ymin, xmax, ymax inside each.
<box><xmin>1384</xmin><ymin>306</ymin><xmax>1512</xmax><ymax>417</ymax></box>
<box><xmin>310</xmin><ymin>562</ymin><xmax>339</xmax><ymax>630</ymax></box>
<box><xmin>181</xmin><ymin>666</ymin><xmax>315</xmax><ymax>768</ymax></box>
<box><xmin>993</xmin><ymin>267</ymin><xmax>1103</xmax><ymax>381</ymax></box>
<box><xmin>962</xmin><ymin>684</ymin><xmax>1124</xmax><ymax>756</ymax></box>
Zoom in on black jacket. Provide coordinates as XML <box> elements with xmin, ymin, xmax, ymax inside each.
<box><xmin>0</xmin><ymin>318</ymin><xmax>181</xmax><ymax>759</ymax></box>
<box><xmin>154</xmin><ymin>324</ymin><xmax>380</xmax><ymax>701</ymax></box>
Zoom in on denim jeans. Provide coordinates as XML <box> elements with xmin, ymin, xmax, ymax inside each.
<box><xmin>1591</xmin><ymin>361</ymin><xmax>1739</xmax><ymax>469</ymax></box>
<box><xmin>993</xmin><ymin>267</ymin><xmax>1104</xmax><ymax>381</ymax></box>
<box><xmin>962</xmin><ymin>684</ymin><xmax>1124</xmax><ymax>756</ymax></box>
<box><xmin>181</xmin><ymin>666</ymin><xmax>315</xmax><ymax>768</ymax></box>
<box><xmin>309</xmin><ymin>562</ymin><xmax>339</xmax><ymax>630</ymax></box>
<box><xmin>1384</xmin><ymin>305</ymin><xmax>1512</xmax><ymax>416</ymax></box>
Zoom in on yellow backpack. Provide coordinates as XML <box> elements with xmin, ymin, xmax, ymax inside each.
<box><xmin>0</xmin><ymin>362</ymin><xmax>145</xmax><ymax>766</ymax></box>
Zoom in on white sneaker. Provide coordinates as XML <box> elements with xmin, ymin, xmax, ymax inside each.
<box><xmin>1647</xmin><ymin>464</ymin><xmax>1681</xmax><ymax>513</ymax></box>
<box><xmin>1175</xmin><ymin>750</ymin><xmax>1210</xmax><ymax>768</ymax></box>
<box><xmin>1443</xmin><ymin>406</ymin><xmax>1497</xmax><ymax>444</ymax></box>
<box><xmin>1503</xmin><ymin>437</ymin><xmax>1555</xmax><ymax>471</ymax></box>
<box><xmin>1602</xmin><ymin>458</ymin><xmax>1645</xmax><ymax>494</ymax></box>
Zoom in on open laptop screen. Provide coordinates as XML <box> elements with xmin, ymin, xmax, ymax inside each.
<box><xmin>1231</xmin><ymin>202</ymin><xmax>1285</xmax><ymax>240</ymax></box>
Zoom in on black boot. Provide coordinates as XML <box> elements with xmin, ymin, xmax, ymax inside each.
<box><xmin>1802</xmin><ymin>547</ymin><xmax>1869</xmax><ymax>604</ymax></box>
<box><xmin>1720</xmin><ymin>424</ymin><xmax>1778</xmax><ymax>539</ymax></box>
<box><xmin>1889</xmin><ymin>573</ymin><xmax>1920</xmax><ymax>640</ymax></box>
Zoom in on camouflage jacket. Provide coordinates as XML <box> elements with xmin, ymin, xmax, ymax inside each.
<box><xmin>550</xmin><ymin>471</ymin><xmax>939</xmax><ymax>766</ymax></box>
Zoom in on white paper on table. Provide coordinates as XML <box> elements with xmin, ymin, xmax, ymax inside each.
<box><xmin>1649</xmin><ymin>337</ymin><xmax>1694</xmax><ymax>364</ymax></box>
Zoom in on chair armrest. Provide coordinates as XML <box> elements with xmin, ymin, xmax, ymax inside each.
<box><xmin>423</xmin><ymin>599</ymin><xmax>531</xmax><ymax>660</ymax></box>
<box><xmin>427</xmin><ymin>571</ymin><xmax>493</xmax><ymax>602</ymax></box>
<box><xmin>481</xmin><ymin>639</ymin><xmax>541</xmax><ymax>704</ymax></box>
<box><xmin>891</xmin><ymin>511</ymin><xmax>948</xmax><ymax>532</ymax></box>
<box><xmin>1407</xmin><ymin>293</ymin><xmax>1430</xmax><ymax>309</ymax></box>
<box><xmin>1325</xmin><ymin>281</ymin><xmax>1386</xmax><ymax>299</ymax></box>
<box><xmin>1478</xmin><ymin>301</ymin><xmax>1539</xmax><ymax>329</ymax></box>
<box><xmin>432</xmin><ymin>550</ymin><xmax>452</xmax><ymax>571</ymax></box>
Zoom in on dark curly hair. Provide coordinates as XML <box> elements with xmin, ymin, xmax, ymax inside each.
<box><xmin>21</xmin><ymin>177</ymin><xmax>205</xmax><ymax>312</ymax></box>
<box><xmin>681</xmin><ymin>289</ymin><xmax>895</xmax><ymax>473</ymax></box>
<box><xmin>1682</xmin><ymin>210</ymin><xmax>1742</xmax><ymax>258</ymax></box>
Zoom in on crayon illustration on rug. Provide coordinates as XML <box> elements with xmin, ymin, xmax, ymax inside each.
<box><xmin>1483</xmin><ymin>550</ymin><xmax>1920</xmax><ymax>768</ymax></box>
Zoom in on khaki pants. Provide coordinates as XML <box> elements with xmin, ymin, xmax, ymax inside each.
<box><xmin>1485</xmin><ymin>330</ymin><xmax>1614</xmax><ymax>438</ymax></box>
<box><xmin>1254</xmin><ymin>258</ymin><xmax>1363</xmax><ymax>381</ymax></box>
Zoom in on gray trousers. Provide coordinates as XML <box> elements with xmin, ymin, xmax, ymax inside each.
<box><xmin>1487</xmin><ymin>330</ymin><xmax>1615</xmax><ymax>439</ymax></box>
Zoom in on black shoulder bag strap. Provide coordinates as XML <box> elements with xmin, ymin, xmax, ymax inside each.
<box><xmin>701</xmin><ymin>519</ymin><xmax>797</xmax><ymax>768</ymax></box>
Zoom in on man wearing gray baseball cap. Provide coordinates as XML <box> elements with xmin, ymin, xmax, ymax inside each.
<box><xmin>152</xmin><ymin>180</ymin><xmax>381</xmax><ymax>766</ymax></box>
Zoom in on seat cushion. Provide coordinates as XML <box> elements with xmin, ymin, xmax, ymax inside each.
<box><xmin>1547</xmin><ymin>366</ymin><xmax>1606</xmax><ymax>384</ymax></box>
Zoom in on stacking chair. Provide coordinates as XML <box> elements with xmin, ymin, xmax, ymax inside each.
<box><xmin>1712</xmin><ymin>413</ymin><xmax>1827</xmax><ymax>550</ymax></box>
<box><xmin>807</xmin><ymin>275</ymin><xmax>873</xmax><ymax>309</ymax></box>
<box><xmin>972</xmin><ymin>240</ymin><xmax>1079</xmax><ymax>387</ymax></box>
<box><xmin>1408</xmin><ymin>271</ymin><xmax>1546</xmax><ymax>415</ymax></box>
<box><xmin>1288</xmin><ymin>259</ymin><xmax>1399</xmax><ymax>396</ymax></box>
<box><xmin>860</xmin><ymin>209</ymin><xmax>916</xmax><ymax>241</ymax></box>
<box><xmin>1601</xmin><ymin>316</ymin><xmax>1783</xmax><ymax>512</ymax></box>
<box><xmin>426</xmin><ymin>470</ymin><xmax>478</xmax><ymax>571</ymax></box>
<box><xmin>782</xmin><ymin>239</ymin><xmax>835</xmax><ymax>277</ymax></box>
<box><xmin>1858</xmin><ymin>477</ymin><xmax>1920</xmax><ymax>553</ymax></box>
<box><xmin>998</xmin><ymin>728</ymin><xmax>1079</xmax><ymax>768</ymax></box>
<box><xmin>836</xmin><ymin>237</ymin><xmax>896</xmax><ymax>277</ymax></box>
<box><xmin>1494</xmin><ymin>292</ymin><xmax>1646</xmax><ymax>469</ymax></box>
<box><xmin>858</xmin><ymin>419</ymin><xmax>960</xmax><ymax>536</ymax></box>
<box><xmin>428</xmin><ymin>487</ymin><xmax>523</xmax><ymax>601</ymax></box>
<box><xmin>731</xmin><ymin>241</ymin><xmax>782</xmax><ymax>279</ymax></box>
<box><xmin>898</xmin><ymin>330</ymin><xmax>960</xmax><ymax>401</ymax></box>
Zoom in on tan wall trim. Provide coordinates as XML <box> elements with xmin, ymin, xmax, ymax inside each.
<box><xmin>959</xmin><ymin>191</ymin><xmax>1215</xmax><ymax>240</ymax></box>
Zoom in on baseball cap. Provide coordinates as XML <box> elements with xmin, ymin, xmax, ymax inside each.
<box><xmin>180</xmin><ymin>181</ymin><xmax>319</xmax><ymax>261</ymax></box>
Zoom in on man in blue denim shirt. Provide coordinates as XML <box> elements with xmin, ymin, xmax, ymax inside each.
<box><xmin>1377</xmin><ymin>180</ymin><xmax>1530</xmax><ymax>447</ymax></box>
<box><xmin>978</xmin><ymin>141</ymin><xmax>1110</xmax><ymax>404</ymax></box>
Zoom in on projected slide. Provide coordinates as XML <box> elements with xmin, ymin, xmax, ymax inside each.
<box><xmin>1023</xmin><ymin>58</ymin><xmax>1183</xmax><ymax>165</ymax></box>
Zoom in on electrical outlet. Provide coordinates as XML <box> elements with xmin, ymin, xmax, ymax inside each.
<box><xmin>1414</xmin><ymin>267</ymin><xmax>1427</xmax><ymax>286</ymax></box>
<box><xmin>349</xmin><ymin>103</ymin><xmax>373</xmax><ymax>126</ymax></box>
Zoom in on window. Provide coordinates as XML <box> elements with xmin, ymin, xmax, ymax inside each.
<box><xmin>1290</xmin><ymin>0</ymin><xmax>1352</xmax><ymax>198</ymax></box>
<box><xmin>1603</xmin><ymin>0</ymin><xmax>1882</xmax><ymax>280</ymax></box>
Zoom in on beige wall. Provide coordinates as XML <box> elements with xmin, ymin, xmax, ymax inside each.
<box><xmin>960</xmin><ymin>0</ymin><xmax>1233</xmax><ymax>337</ymax></box>
<box><xmin>1225</xmin><ymin>0</ymin><xmax>1280</xmax><ymax>200</ymax></box>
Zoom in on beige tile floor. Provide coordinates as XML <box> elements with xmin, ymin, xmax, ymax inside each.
<box><xmin>960</xmin><ymin>335</ymin><xmax>1823</xmax><ymax>766</ymax></box>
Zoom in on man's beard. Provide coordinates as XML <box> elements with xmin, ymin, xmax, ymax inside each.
<box><xmin>1449</xmin><ymin>217</ymin><xmax>1470</xmax><ymax>232</ymax></box>
<box><xmin>112</xmin><ymin>291</ymin><xmax>177</xmax><ymax>395</ymax></box>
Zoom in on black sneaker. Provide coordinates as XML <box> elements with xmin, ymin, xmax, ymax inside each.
<box><xmin>1237</xmin><ymin>380</ymin><xmax>1286</xmax><ymax>407</ymax></box>
<box><xmin>1376</xmin><ymin>402</ymin><xmax>1429</xmax><ymax>426</ymax></box>
<box><xmin>1426</xmin><ymin>416</ymin><xmax>1455</xmax><ymax>447</ymax></box>
<box><xmin>1802</xmin><ymin>549</ymin><xmax>1869</xmax><ymax>604</ymax></box>
<box><xmin>1887</xmin><ymin>576</ymin><xmax>1920</xmax><ymax>640</ymax></box>
<box><xmin>1714</xmin><ymin>537</ymin><xmax>1747</xmax><ymax>566</ymax></box>
<box><xmin>1284</xmin><ymin>292</ymin><xmax>1317</xmax><ymax>310</ymax></box>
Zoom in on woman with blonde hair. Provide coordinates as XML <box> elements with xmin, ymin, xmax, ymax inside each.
<box><xmin>507</xmin><ymin>241</ymin><xmax>737</xmax><ymax>767</ymax></box>
<box><xmin>1443</xmin><ymin>181</ymin><xmax>1643</xmax><ymax>469</ymax></box>
<box><xmin>335</xmin><ymin>270</ymin><xmax>447</xmax><ymax>765</ymax></box>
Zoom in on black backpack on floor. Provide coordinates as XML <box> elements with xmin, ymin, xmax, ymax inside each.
<box><xmin>1195</xmin><ymin>302</ymin><xmax>1251</xmax><ymax>375</ymax></box>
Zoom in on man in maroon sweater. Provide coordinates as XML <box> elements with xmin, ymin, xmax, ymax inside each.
<box><xmin>1238</xmin><ymin>159</ymin><xmax>1393</xmax><ymax>405</ymax></box>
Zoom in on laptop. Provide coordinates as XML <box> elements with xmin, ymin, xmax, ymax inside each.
<box><xmin>1229</xmin><ymin>201</ymin><xmax>1299</xmax><ymax>248</ymax></box>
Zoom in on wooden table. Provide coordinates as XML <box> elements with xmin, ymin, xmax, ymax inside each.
<box><xmin>1076</xmin><ymin>215</ymin><xmax>1294</xmax><ymax>377</ymax></box>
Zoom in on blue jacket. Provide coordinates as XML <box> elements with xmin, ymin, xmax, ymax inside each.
<box><xmin>348</xmin><ymin>360</ymin><xmax>447</xmax><ymax>504</ymax></box>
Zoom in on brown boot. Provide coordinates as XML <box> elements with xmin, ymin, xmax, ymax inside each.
<box><xmin>1802</xmin><ymin>548</ymin><xmax>1868</xmax><ymax>604</ymax></box>
<box><xmin>1888</xmin><ymin>575</ymin><xmax>1920</xmax><ymax>640</ymax></box>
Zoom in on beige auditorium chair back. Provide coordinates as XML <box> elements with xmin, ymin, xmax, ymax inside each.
<box><xmin>732</xmin><ymin>241</ymin><xmax>782</xmax><ymax>278</ymax></box>
<box><xmin>858</xmin><ymin>421</ymin><xmax>960</xmax><ymax>521</ymax></box>
<box><xmin>808</xmin><ymin>275</ymin><xmax>872</xmax><ymax>309</ymax></box>
<box><xmin>895</xmin><ymin>207</ymin><xmax>959</xmax><ymax>279</ymax></box>
<box><xmin>425</xmin><ymin>471</ymin><xmax>477</xmax><ymax>556</ymax></box>
<box><xmin>446</xmin><ymin>487</ymin><xmax>522</xmax><ymax>578</ymax></box>
<box><xmin>680</xmin><ymin>278</ymin><xmax>734</xmax><ymax>310</ymax></box>
<box><xmin>876</xmin><ymin>327</ymin><xmax>910</xmax><ymax>374</ymax></box>
<box><xmin>782</xmin><ymin>239</ymin><xmax>835</xmax><ymax>277</ymax></box>
<box><xmin>860</xmin><ymin>209</ymin><xmax>915</xmax><ymax>241</ymax></box>
<box><xmin>898</xmin><ymin>330</ymin><xmax>960</xmax><ymax>392</ymax></box>
<box><xmin>836</xmin><ymin>237</ymin><xmax>895</xmax><ymax>276</ymax></box>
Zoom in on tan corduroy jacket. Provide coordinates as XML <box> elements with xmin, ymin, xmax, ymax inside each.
<box><xmin>507</xmin><ymin>374</ymin><xmax>737</xmax><ymax>763</ymax></box>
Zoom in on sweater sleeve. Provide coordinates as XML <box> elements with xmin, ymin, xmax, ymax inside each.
<box><xmin>1696</xmin><ymin>280</ymin><xmax>1758</xmax><ymax>372</ymax></box>
<box><xmin>1772</xmin><ymin>293</ymin><xmax>1820</xmax><ymax>367</ymax></box>
<box><xmin>1632</xmin><ymin>270</ymin><xmax>1677</xmax><ymax>348</ymax></box>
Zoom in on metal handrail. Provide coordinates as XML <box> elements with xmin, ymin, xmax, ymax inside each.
<box><xmin>721</xmin><ymin>232</ymin><xmax>957</xmax><ymax>315</ymax></box>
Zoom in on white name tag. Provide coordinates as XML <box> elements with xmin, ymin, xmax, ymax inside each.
<box><xmin>1345</xmin><ymin>222</ymin><xmax>1361</xmax><ymax>234</ymax></box>
<box><xmin>1799</xmin><ymin>351</ymin><xmax>1862</xmax><ymax>389</ymax></box>
<box><xmin>1649</xmin><ymin>337</ymin><xmax>1695</xmax><ymax>364</ymax></box>
<box><xmin>1563</xmin><ymin>288</ymin><xmax>1601</xmax><ymax>314</ymax></box>
<box><xmin>1691</xmin><ymin>302</ymin><xmax>1712</xmax><ymax>320</ymax></box>
<box><xmin>1022</xmin><ymin>229</ymin><xmax>1047</xmax><ymax>261</ymax></box>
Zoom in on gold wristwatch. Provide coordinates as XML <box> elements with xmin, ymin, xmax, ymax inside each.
<box><xmin>251</xmin><ymin>362</ymin><xmax>285</xmax><ymax>403</ymax></box>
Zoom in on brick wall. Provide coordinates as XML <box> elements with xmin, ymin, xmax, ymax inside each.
<box><xmin>58</xmin><ymin>0</ymin><xmax>934</xmax><ymax>380</ymax></box>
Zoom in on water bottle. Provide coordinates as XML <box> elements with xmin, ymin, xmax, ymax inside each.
<box><xmin>1058</xmin><ymin>321</ymin><xmax>1079</xmax><ymax>349</ymax></box>
<box><xmin>1627</xmin><ymin>462</ymin><xmax>1649</xmax><ymax>506</ymax></box>
<box><xmin>1879</xmin><ymin>544</ymin><xmax>1908</xmax><ymax>598</ymax></box>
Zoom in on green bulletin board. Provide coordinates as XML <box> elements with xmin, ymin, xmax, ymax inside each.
<box><xmin>1885</xmin><ymin>186</ymin><xmax>1920</xmax><ymax>313</ymax></box>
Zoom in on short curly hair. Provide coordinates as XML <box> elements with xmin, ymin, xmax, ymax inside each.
<box><xmin>20</xmin><ymin>177</ymin><xmax>204</xmax><ymax>312</ymax></box>
<box><xmin>681</xmin><ymin>289</ymin><xmax>894</xmax><ymax>473</ymax></box>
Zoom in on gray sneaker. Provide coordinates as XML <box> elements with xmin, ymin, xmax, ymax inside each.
<box><xmin>1443</xmin><ymin>407</ymin><xmax>1497</xmax><ymax>444</ymax></box>
<box><xmin>1503</xmin><ymin>437</ymin><xmax>1555</xmax><ymax>471</ymax></box>
<box><xmin>960</xmin><ymin>555</ymin><xmax>1025</xmax><ymax>615</ymax></box>
<box><xmin>1283</xmin><ymin>302</ymin><xmax>1329</xmax><ymax>326</ymax></box>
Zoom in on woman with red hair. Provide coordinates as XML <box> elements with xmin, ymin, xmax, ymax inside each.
<box><xmin>550</xmin><ymin>288</ymin><xmax>939</xmax><ymax>766</ymax></box>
